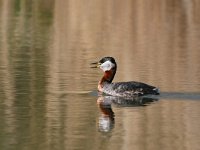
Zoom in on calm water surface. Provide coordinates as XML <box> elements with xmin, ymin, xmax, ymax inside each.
<box><xmin>0</xmin><ymin>1</ymin><xmax>200</xmax><ymax>150</ymax></box>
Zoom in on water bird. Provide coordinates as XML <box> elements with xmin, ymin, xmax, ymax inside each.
<box><xmin>91</xmin><ymin>57</ymin><xmax>159</xmax><ymax>97</ymax></box>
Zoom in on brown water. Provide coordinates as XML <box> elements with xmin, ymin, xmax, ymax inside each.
<box><xmin>0</xmin><ymin>1</ymin><xmax>200</xmax><ymax>150</ymax></box>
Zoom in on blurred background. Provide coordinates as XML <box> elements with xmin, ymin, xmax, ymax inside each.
<box><xmin>0</xmin><ymin>0</ymin><xmax>200</xmax><ymax>150</ymax></box>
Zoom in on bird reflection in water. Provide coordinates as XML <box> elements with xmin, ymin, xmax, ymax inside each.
<box><xmin>97</xmin><ymin>96</ymin><xmax>115</xmax><ymax>132</ymax></box>
<box><xmin>97</xmin><ymin>95</ymin><xmax>158</xmax><ymax>132</ymax></box>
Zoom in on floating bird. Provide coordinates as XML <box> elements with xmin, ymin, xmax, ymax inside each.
<box><xmin>91</xmin><ymin>57</ymin><xmax>159</xmax><ymax>97</ymax></box>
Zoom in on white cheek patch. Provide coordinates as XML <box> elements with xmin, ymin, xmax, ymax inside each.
<box><xmin>100</xmin><ymin>61</ymin><xmax>115</xmax><ymax>72</ymax></box>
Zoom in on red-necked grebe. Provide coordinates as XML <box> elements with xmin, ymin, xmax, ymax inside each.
<box><xmin>91</xmin><ymin>57</ymin><xmax>159</xmax><ymax>97</ymax></box>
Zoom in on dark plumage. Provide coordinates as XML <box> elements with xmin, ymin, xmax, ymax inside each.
<box><xmin>105</xmin><ymin>81</ymin><xmax>159</xmax><ymax>97</ymax></box>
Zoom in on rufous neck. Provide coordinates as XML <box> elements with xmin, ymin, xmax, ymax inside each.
<box><xmin>100</xmin><ymin>68</ymin><xmax>116</xmax><ymax>84</ymax></box>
